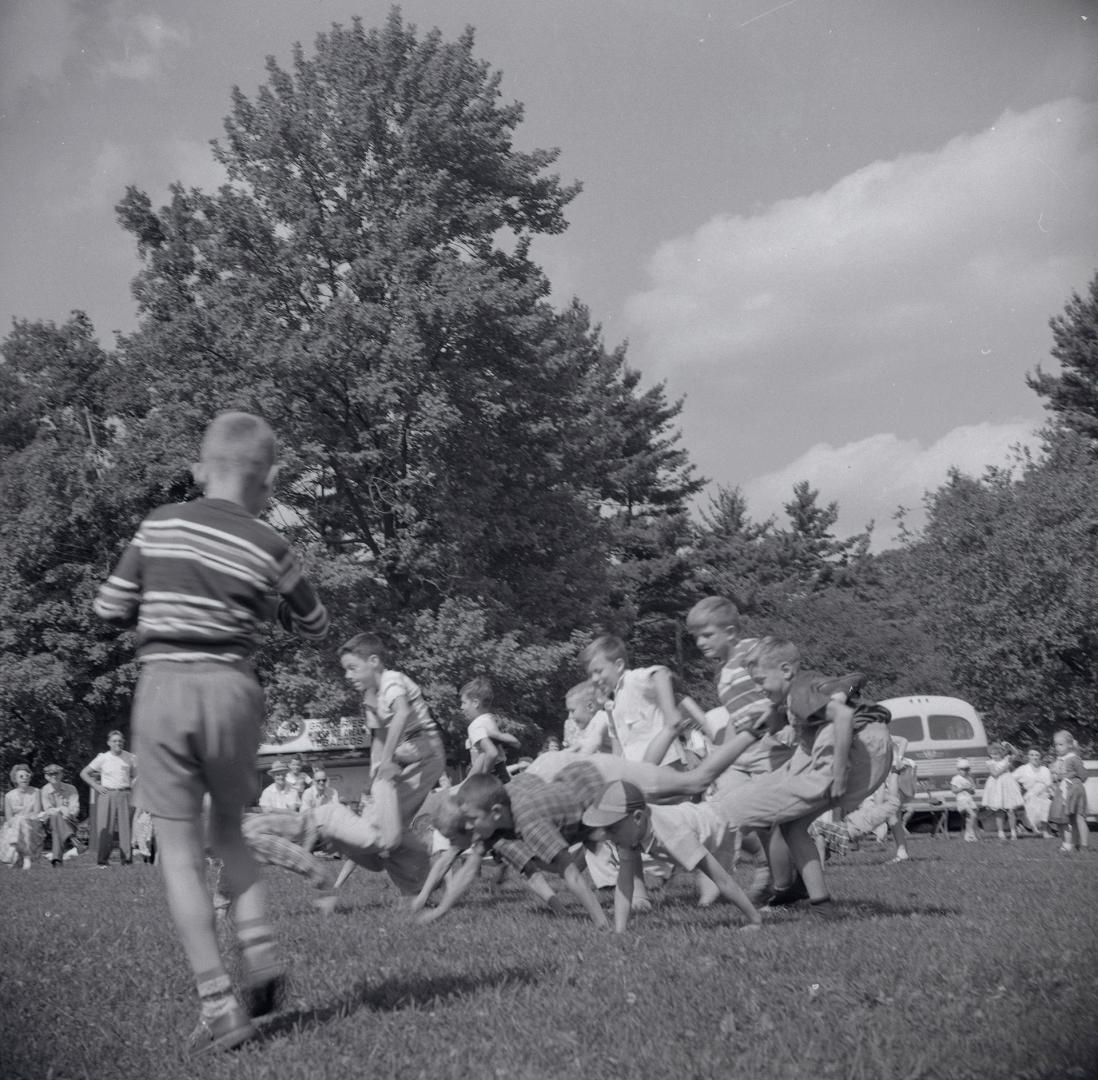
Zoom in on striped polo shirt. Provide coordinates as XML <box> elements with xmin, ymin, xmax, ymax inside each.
<box><xmin>94</xmin><ymin>497</ymin><xmax>328</xmax><ymax>662</ymax></box>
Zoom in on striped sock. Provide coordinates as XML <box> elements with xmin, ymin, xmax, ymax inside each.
<box><xmin>196</xmin><ymin>971</ymin><xmax>236</xmax><ymax>1021</ymax></box>
<box><xmin>235</xmin><ymin>919</ymin><xmax>281</xmax><ymax>979</ymax></box>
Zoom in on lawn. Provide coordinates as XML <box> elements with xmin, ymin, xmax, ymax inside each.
<box><xmin>2</xmin><ymin>832</ymin><xmax>1096</xmax><ymax>1080</ymax></box>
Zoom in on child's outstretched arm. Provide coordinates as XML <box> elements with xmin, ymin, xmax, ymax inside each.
<box><xmin>415</xmin><ymin>844</ymin><xmax>484</xmax><ymax>925</ymax></box>
<box><xmin>548</xmin><ymin>851</ymin><xmax>609</xmax><ymax>930</ymax></box>
<box><xmin>612</xmin><ymin>844</ymin><xmax>641</xmax><ymax>933</ymax></box>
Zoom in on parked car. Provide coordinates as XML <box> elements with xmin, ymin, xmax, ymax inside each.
<box><xmin>879</xmin><ymin>695</ymin><xmax>989</xmax><ymax>824</ymax></box>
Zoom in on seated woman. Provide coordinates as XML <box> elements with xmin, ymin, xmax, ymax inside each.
<box><xmin>4</xmin><ymin>763</ymin><xmax>43</xmax><ymax>869</ymax></box>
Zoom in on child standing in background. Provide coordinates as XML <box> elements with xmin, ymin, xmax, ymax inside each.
<box><xmin>562</xmin><ymin>681</ymin><xmax>616</xmax><ymax>755</ymax></box>
<box><xmin>950</xmin><ymin>759</ymin><xmax>979</xmax><ymax>841</ymax></box>
<box><xmin>461</xmin><ymin>677</ymin><xmax>521</xmax><ymax>783</ymax></box>
<box><xmin>1049</xmin><ymin>730</ymin><xmax>1089</xmax><ymax>853</ymax></box>
<box><xmin>982</xmin><ymin>742</ymin><xmax>1023</xmax><ymax>840</ymax></box>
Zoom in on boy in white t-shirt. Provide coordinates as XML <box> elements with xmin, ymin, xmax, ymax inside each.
<box><xmin>461</xmin><ymin>677</ymin><xmax>520</xmax><ymax>783</ymax></box>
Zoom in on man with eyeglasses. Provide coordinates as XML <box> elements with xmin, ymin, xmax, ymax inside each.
<box><xmin>38</xmin><ymin>765</ymin><xmax>81</xmax><ymax>865</ymax></box>
<box><xmin>300</xmin><ymin>769</ymin><xmax>339</xmax><ymax>811</ymax></box>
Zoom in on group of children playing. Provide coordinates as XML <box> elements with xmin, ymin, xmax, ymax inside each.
<box><xmin>88</xmin><ymin>410</ymin><xmax>1088</xmax><ymax>1058</ymax></box>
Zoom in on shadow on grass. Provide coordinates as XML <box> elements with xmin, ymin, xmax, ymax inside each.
<box><xmin>261</xmin><ymin>961</ymin><xmax>552</xmax><ymax>1040</ymax></box>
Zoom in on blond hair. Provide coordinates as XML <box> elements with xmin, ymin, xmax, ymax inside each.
<box><xmin>200</xmin><ymin>411</ymin><xmax>276</xmax><ymax>482</ymax></box>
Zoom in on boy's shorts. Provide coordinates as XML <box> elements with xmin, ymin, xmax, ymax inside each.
<box><xmin>648</xmin><ymin>800</ymin><xmax>727</xmax><ymax>872</ymax></box>
<box><xmin>712</xmin><ymin>721</ymin><xmax>893</xmax><ymax>830</ymax></box>
<box><xmin>132</xmin><ymin>660</ymin><xmax>264</xmax><ymax>820</ymax></box>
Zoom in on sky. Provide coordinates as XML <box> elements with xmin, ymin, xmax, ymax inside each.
<box><xmin>1</xmin><ymin>0</ymin><xmax>1096</xmax><ymax>546</ymax></box>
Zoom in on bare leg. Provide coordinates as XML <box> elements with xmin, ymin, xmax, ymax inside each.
<box><xmin>781</xmin><ymin>819</ymin><xmax>827</xmax><ymax>901</ymax></box>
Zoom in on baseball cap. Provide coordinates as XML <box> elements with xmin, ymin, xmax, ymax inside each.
<box><xmin>267</xmin><ymin>760</ymin><xmax>289</xmax><ymax>776</ymax></box>
<box><xmin>45</xmin><ymin>764</ymin><xmax>63</xmax><ymax>775</ymax></box>
<box><xmin>582</xmin><ymin>780</ymin><xmax>646</xmax><ymax>827</ymax></box>
<box><xmin>956</xmin><ymin>758</ymin><xmax>971</xmax><ymax>770</ymax></box>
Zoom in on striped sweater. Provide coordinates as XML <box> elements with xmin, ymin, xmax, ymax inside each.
<box><xmin>94</xmin><ymin>497</ymin><xmax>329</xmax><ymax>662</ymax></box>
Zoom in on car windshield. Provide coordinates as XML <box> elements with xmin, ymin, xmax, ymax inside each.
<box><xmin>927</xmin><ymin>714</ymin><xmax>974</xmax><ymax>741</ymax></box>
<box><xmin>890</xmin><ymin>715</ymin><xmax>923</xmax><ymax>742</ymax></box>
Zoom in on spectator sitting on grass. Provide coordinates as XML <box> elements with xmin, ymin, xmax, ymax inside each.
<box><xmin>4</xmin><ymin>763</ymin><xmax>43</xmax><ymax>870</ymax></box>
<box><xmin>38</xmin><ymin>764</ymin><xmax>80</xmax><ymax>866</ymax></box>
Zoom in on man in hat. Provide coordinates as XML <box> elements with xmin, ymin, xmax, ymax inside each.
<box><xmin>38</xmin><ymin>764</ymin><xmax>81</xmax><ymax>865</ymax></box>
<box><xmin>258</xmin><ymin>761</ymin><xmax>297</xmax><ymax>812</ymax></box>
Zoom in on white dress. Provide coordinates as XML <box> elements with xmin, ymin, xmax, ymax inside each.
<box><xmin>982</xmin><ymin>757</ymin><xmax>1023</xmax><ymax>810</ymax></box>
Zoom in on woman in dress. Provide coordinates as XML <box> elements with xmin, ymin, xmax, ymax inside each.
<box><xmin>4</xmin><ymin>763</ymin><xmax>43</xmax><ymax>869</ymax></box>
<box><xmin>1012</xmin><ymin>748</ymin><xmax>1052</xmax><ymax>838</ymax></box>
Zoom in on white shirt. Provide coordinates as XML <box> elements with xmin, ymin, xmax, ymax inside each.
<box><xmin>368</xmin><ymin>670</ymin><xmax>436</xmax><ymax>737</ymax></box>
<box><xmin>258</xmin><ymin>782</ymin><xmax>298</xmax><ymax>811</ymax></box>
<box><xmin>608</xmin><ymin>667</ymin><xmax>682</xmax><ymax>765</ymax></box>
<box><xmin>301</xmin><ymin>784</ymin><xmax>339</xmax><ymax>810</ymax></box>
<box><xmin>88</xmin><ymin>750</ymin><xmax>136</xmax><ymax>789</ymax></box>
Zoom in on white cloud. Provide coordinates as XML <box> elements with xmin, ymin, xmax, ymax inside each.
<box><xmin>0</xmin><ymin>2</ymin><xmax>188</xmax><ymax>106</ymax></box>
<box><xmin>623</xmin><ymin>97</ymin><xmax>1098</xmax><ymax>528</ymax></box>
<box><xmin>628</xmin><ymin>98</ymin><xmax>1098</xmax><ymax>383</ymax></box>
<box><xmin>96</xmin><ymin>10</ymin><xmax>189</xmax><ymax>82</ymax></box>
<box><xmin>739</xmin><ymin>420</ymin><xmax>1043</xmax><ymax>549</ymax></box>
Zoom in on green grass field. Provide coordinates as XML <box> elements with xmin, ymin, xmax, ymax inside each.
<box><xmin>3</xmin><ymin>832</ymin><xmax>1096</xmax><ymax>1080</ymax></box>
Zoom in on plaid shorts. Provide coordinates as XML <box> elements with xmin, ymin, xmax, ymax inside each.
<box><xmin>809</xmin><ymin>819</ymin><xmax>851</xmax><ymax>857</ymax></box>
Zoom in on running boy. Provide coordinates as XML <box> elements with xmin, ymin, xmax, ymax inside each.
<box><xmin>94</xmin><ymin>411</ymin><xmax>329</xmax><ymax>1054</ymax></box>
<box><xmin>339</xmin><ymin>633</ymin><xmax>446</xmax><ymax>840</ymax></box>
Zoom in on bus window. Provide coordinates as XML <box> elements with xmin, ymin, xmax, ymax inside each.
<box><xmin>890</xmin><ymin>715</ymin><xmax>924</xmax><ymax>743</ymax></box>
<box><xmin>928</xmin><ymin>714</ymin><xmax>974</xmax><ymax>741</ymax></box>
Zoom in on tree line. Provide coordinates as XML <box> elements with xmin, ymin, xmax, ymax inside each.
<box><xmin>2</xmin><ymin>11</ymin><xmax>1096</xmax><ymax>785</ymax></box>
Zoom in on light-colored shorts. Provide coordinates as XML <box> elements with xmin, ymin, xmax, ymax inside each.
<box><xmin>132</xmin><ymin>660</ymin><xmax>264</xmax><ymax>820</ymax></box>
<box><xmin>712</xmin><ymin>721</ymin><xmax>893</xmax><ymax>831</ymax></box>
<box><xmin>648</xmin><ymin>800</ymin><xmax>727</xmax><ymax>872</ymax></box>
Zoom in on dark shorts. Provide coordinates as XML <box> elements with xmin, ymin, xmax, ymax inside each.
<box><xmin>132</xmin><ymin>660</ymin><xmax>264</xmax><ymax>820</ymax></box>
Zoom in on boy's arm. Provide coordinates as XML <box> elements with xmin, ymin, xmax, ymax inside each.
<box><xmin>93</xmin><ymin>542</ymin><xmax>143</xmax><ymax>627</ymax></box>
<box><xmin>410</xmin><ymin>846</ymin><xmax>461</xmax><ymax>913</ymax></box>
<box><xmin>549</xmin><ymin>853</ymin><xmax>609</xmax><ymax>930</ymax></box>
<box><xmin>469</xmin><ymin>739</ymin><xmax>500</xmax><ymax>775</ymax></box>
<box><xmin>827</xmin><ymin>700</ymin><xmax>855</xmax><ymax>799</ymax></box>
<box><xmin>612</xmin><ymin>845</ymin><xmax>641</xmax><ymax>933</ymax></box>
<box><xmin>415</xmin><ymin>845</ymin><xmax>484</xmax><ymax>925</ymax></box>
<box><xmin>273</xmin><ymin>553</ymin><xmax>329</xmax><ymax>640</ymax></box>
<box><xmin>480</xmin><ymin>717</ymin><xmax>520</xmax><ymax>747</ymax></box>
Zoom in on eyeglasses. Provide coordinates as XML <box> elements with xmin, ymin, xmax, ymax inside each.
<box><xmin>315</xmin><ymin>778</ymin><xmax>328</xmax><ymax>783</ymax></box>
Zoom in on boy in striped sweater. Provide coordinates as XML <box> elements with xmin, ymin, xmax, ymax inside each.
<box><xmin>95</xmin><ymin>411</ymin><xmax>329</xmax><ymax>1055</ymax></box>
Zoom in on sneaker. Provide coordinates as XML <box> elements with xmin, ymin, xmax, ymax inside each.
<box><xmin>63</xmin><ymin>847</ymin><xmax>80</xmax><ymax>861</ymax></box>
<box><xmin>765</xmin><ymin>879</ymin><xmax>811</xmax><ymax>908</ymax></box>
<box><xmin>187</xmin><ymin>1006</ymin><xmax>255</xmax><ymax>1057</ymax></box>
<box><xmin>240</xmin><ymin>969</ymin><xmax>287</xmax><ymax>1019</ymax></box>
<box><xmin>21</xmin><ymin>856</ymin><xmax>31</xmax><ymax>870</ymax></box>
<box><xmin>807</xmin><ymin>898</ymin><xmax>842</xmax><ymax>920</ymax></box>
<box><xmin>891</xmin><ymin>850</ymin><xmax>910</xmax><ymax>863</ymax></box>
